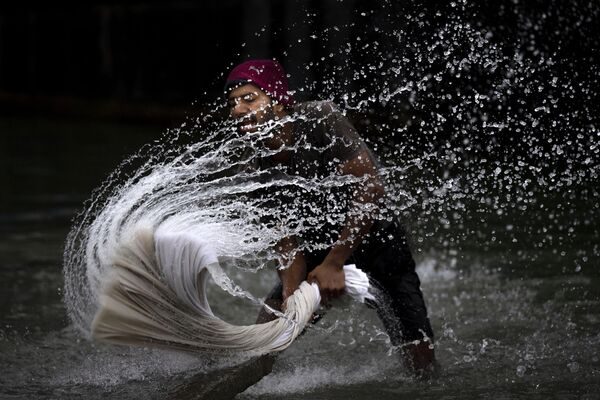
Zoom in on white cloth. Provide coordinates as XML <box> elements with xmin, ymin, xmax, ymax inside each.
<box><xmin>91</xmin><ymin>229</ymin><xmax>374</xmax><ymax>354</ymax></box>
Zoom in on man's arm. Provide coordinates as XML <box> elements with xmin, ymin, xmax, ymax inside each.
<box><xmin>307</xmin><ymin>148</ymin><xmax>385</xmax><ymax>303</ymax></box>
<box><xmin>275</xmin><ymin>235</ymin><xmax>307</xmax><ymax>305</ymax></box>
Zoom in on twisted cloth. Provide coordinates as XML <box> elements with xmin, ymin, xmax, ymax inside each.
<box><xmin>91</xmin><ymin>229</ymin><xmax>374</xmax><ymax>354</ymax></box>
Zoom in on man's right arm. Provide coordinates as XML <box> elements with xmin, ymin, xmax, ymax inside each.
<box><xmin>275</xmin><ymin>235</ymin><xmax>307</xmax><ymax>305</ymax></box>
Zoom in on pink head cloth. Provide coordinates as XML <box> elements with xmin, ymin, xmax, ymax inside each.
<box><xmin>225</xmin><ymin>59</ymin><xmax>295</xmax><ymax>106</ymax></box>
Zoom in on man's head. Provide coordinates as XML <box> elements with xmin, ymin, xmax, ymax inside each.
<box><xmin>225</xmin><ymin>59</ymin><xmax>294</xmax><ymax>133</ymax></box>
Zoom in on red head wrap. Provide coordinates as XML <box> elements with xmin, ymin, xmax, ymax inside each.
<box><xmin>225</xmin><ymin>59</ymin><xmax>295</xmax><ymax>106</ymax></box>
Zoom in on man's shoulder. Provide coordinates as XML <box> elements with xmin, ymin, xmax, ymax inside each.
<box><xmin>292</xmin><ymin>100</ymin><xmax>342</xmax><ymax>118</ymax></box>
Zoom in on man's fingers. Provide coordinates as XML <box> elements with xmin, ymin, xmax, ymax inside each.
<box><xmin>320</xmin><ymin>287</ymin><xmax>337</xmax><ymax>304</ymax></box>
<box><xmin>307</xmin><ymin>270</ymin><xmax>346</xmax><ymax>303</ymax></box>
<box><xmin>322</xmin><ymin>286</ymin><xmax>345</xmax><ymax>301</ymax></box>
<box><xmin>307</xmin><ymin>271</ymin><xmax>317</xmax><ymax>285</ymax></box>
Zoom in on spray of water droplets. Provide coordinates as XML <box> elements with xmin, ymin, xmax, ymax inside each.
<box><xmin>63</xmin><ymin>0</ymin><xmax>599</xmax><ymax>340</ymax></box>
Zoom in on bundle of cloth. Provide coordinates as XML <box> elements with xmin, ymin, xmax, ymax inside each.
<box><xmin>91</xmin><ymin>228</ymin><xmax>374</xmax><ymax>354</ymax></box>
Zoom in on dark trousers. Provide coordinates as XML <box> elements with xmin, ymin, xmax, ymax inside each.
<box><xmin>266</xmin><ymin>219</ymin><xmax>434</xmax><ymax>345</ymax></box>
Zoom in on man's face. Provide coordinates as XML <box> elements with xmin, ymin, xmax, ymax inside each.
<box><xmin>227</xmin><ymin>83</ymin><xmax>277</xmax><ymax>134</ymax></box>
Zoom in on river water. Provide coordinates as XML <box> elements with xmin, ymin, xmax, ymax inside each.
<box><xmin>2</xmin><ymin>1</ymin><xmax>600</xmax><ymax>398</ymax></box>
<box><xmin>1</xmin><ymin>113</ymin><xmax>598</xmax><ymax>399</ymax></box>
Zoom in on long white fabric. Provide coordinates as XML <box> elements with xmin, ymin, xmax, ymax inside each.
<box><xmin>91</xmin><ymin>228</ymin><xmax>374</xmax><ymax>354</ymax></box>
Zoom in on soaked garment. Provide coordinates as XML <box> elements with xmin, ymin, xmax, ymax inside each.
<box><xmin>262</xmin><ymin>101</ymin><xmax>434</xmax><ymax>344</ymax></box>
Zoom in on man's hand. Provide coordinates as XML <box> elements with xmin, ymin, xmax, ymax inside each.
<box><xmin>276</xmin><ymin>236</ymin><xmax>307</xmax><ymax>311</ymax></box>
<box><xmin>281</xmin><ymin>283</ymin><xmax>300</xmax><ymax>311</ymax></box>
<box><xmin>307</xmin><ymin>260</ymin><xmax>346</xmax><ymax>304</ymax></box>
<box><xmin>280</xmin><ymin>273</ymin><xmax>305</xmax><ymax>312</ymax></box>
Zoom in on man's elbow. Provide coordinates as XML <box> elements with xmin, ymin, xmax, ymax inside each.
<box><xmin>373</xmin><ymin>180</ymin><xmax>386</xmax><ymax>200</ymax></box>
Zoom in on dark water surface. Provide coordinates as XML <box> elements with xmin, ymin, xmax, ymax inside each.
<box><xmin>1</xmin><ymin>116</ymin><xmax>599</xmax><ymax>399</ymax></box>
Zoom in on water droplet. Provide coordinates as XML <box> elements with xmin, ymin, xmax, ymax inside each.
<box><xmin>567</xmin><ymin>362</ymin><xmax>579</xmax><ymax>373</ymax></box>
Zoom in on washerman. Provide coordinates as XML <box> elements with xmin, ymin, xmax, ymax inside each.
<box><xmin>225</xmin><ymin>59</ymin><xmax>437</xmax><ymax>379</ymax></box>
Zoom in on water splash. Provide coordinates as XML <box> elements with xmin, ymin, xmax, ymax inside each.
<box><xmin>61</xmin><ymin>1</ymin><xmax>598</xmax><ymax>396</ymax></box>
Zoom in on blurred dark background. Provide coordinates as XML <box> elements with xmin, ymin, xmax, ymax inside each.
<box><xmin>1</xmin><ymin>1</ymin><xmax>596</xmax><ymax>121</ymax></box>
<box><xmin>0</xmin><ymin>0</ymin><xmax>368</xmax><ymax>122</ymax></box>
<box><xmin>0</xmin><ymin>0</ymin><xmax>598</xmax><ymax>216</ymax></box>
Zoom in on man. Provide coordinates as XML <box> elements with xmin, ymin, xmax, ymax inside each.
<box><xmin>225</xmin><ymin>59</ymin><xmax>436</xmax><ymax>377</ymax></box>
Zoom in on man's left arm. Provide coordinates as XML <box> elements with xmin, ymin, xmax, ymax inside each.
<box><xmin>307</xmin><ymin>147</ymin><xmax>384</xmax><ymax>303</ymax></box>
